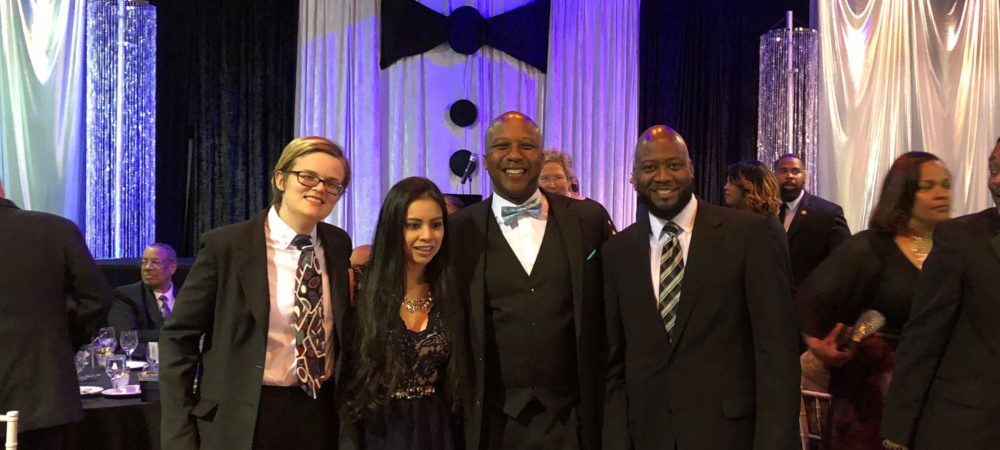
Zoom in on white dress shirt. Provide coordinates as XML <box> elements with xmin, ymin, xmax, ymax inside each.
<box><xmin>491</xmin><ymin>190</ymin><xmax>549</xmax><ymax>275</ymax></box>
<box><xmin>782</xmin><ymin>189</ymin><xmax>805</xmax><ymax>231</ymax></box>
<box><xmin>262</xmin><ymin>207</ymin><xmax>334</xmax><ymax>386</ymax></box>
<box><xmin>648</xmin><ymin>196</ymin><xmax>698</xmax><ymax>300</ymax></box>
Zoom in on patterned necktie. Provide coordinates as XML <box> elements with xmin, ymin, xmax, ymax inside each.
<box><xmin>658</xmin><ymin>222</ymin><xmax>684</xmax><ymax>341</ymax></box>
<box><xmin>291</xmin><ymin>234</ymin><xmax>326</xmax><ymax>398</ymax></box>
<box><xmin>500</xmin><ymin>197</ymin><xmax>543</xmax><ymax>227</ymax></box>
<box><xmin>158</xmin><ymin>295</ymin><xmax>171</xmax><ymax>320</ymax></box>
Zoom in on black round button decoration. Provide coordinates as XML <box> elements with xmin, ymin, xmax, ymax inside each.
<box><xmin>448</xmin><ymin>6</ymin><xmax>486</xmax><ymax>55</ymax></box>
<box><xmin>450</xmin><ymin>99</ymin><xmax>478</xmax><ymax>127</ymax></box>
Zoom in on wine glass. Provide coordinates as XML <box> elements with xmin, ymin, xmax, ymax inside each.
<box><xmin>146</xmin><ymin>342</ymin><xmax>159</xmax><ymax>371</ymax></box>
<box><xmin>75</xmin><ymin>348</ymin><xmax>91</xmax><ymax>379</ymax></box>
<box><xmin>105</xmin><ymin>354</ymin><xmax>127</xmax><ymax>390</ymax></box>
<box><xmin>120</xmin><ymin>330</ymin><xmax>139</xmax><ymax>363</ymax></box>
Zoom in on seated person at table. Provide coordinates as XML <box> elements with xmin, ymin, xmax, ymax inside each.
<box><xmin>109</xmin><ymin>243</ymin><xmax>178</xmax><ymax>354</ymax></box>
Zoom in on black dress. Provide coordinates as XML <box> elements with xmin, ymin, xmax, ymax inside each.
<box><xmin>361</xmin><ymin>308</ymin><xmax>460</xmax><ymax>450</ymax></box>
<box><xmin>796</xmin><ymin>229</ymin><xmax>920</xmax><ymax>449</ymax></box>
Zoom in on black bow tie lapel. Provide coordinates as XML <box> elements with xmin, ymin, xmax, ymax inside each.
<box><xmin>380</xmin><ymin>0</ymin><xmax>551</xmax><ymax>72</ymax></box>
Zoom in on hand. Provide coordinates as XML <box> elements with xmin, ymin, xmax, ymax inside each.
<box><xmin>805</xmin><ymin>323</ymin><xmax>856</xmax><ymax>367</ymax></box>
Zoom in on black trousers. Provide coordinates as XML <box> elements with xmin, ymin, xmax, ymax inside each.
<box><xmin>252</xmin><ymin>380</ymin><xmax>339</xmax><ymax>450</ymax></box>
<box><xmin>480</xmin><ymin>399</ymin><xmax>580</xmax><ymax>450</ymax></box>
<box><xmin>14</xmin><ymin>424</ymin><xmax>67</xmax><ymax>450</ymax></box>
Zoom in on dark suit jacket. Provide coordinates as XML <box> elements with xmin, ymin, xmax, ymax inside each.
<box><xmin>110</xmin><ymin>281</ymin><xmax>175</xmax><ymax>348</ymax></box>
<box><xmin>785</xmin><ymin>192</ymin><xmax>850</xmax><ymax>291</ymax></box>
<box><xmin>159</xmin><ymin>210</ymin><xmax>352</xmax><ymax>450</ymax></box>
<box><xmin>449</xmin><ymin>193</ymin><xmax>614</xmax><ymax>450</ymax></box>
<box><xmin>0</xmin><ymin>198</ymin><xmax>113</xmax><ymax>432</ymax></box>
<box><xmin>603</xmin><ymin>200</ymin><xmax>800</xmax><ymax>450</ymax></box>
<box><xmin>881</xmin><ymin>208</ymin><xmax>1000</xmax><ymax>449</ymax></box>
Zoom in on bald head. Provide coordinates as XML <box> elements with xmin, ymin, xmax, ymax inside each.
<box><xmin>635</xmin><ymin>125</ymin><xmax>690</xmax><ymax>169</ymax></box>
<box><xmin>485</xmin><ymin>111</ymin><xmax>542</xmax><ymax>146</ymax></box>
<box><xmin>633</xmin><ymin>125</ymin><xmax>694</xmax><ymax>219</ymax></box>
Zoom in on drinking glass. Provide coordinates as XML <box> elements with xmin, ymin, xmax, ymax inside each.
<box><xmin>75</xmin><ymin>348</ymin><xmax>91</xmax><ymax>378</ymax></box>
<box><xmin>94</xmin><ymin>327</ymin><xmax>116</xmax><ymax>367</ymax></box>
<box><xmin>105</xmin><ymin>354</ymin><xmax>127</xmax><ymax>389</ymax></box>
<box><xmin>120</xmin><ymin>330</ymin><xmax>139</xmax><ymax>362</ymax></box>
<box><xmin>146</xmin><ymin>342</ymin><xmax>159</xmax><ymax>371</ymax></box>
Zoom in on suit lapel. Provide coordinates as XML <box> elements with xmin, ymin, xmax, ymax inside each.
<box><xmin>237</xmin><ymin>211</ymin><xmax>271</xmax><ymax>334</ymax></box>
<box><xmin>988</xmin><ymin>208</ymin><xmax>1000</xmax><ymax>262</ymax></box>
<box><xmin>144</xmin><ymin>286</ymin><xmax>165</xmax><ymax>327</ymax></box>
<box><xmin>466</xmin><ymin>200</ymin><xmax>491</xmax><ymax>363</ymax></box>
<box><xmin>628</xmin><ymin>218</ymin><xmax>671</xmax><ymax>349</ymax></box>
<box><xmin>786</xmin><ymin>192</ymin><xmax>810</xmax><ymax>239</ymax></box>
<box><xmin>547</xmin><ymin>194</ymin><xmax>585</xmax><ymax>338</ymax></box>
<box><xmin>669</xmin><ymin>202</ymin><xmax>724</xmax><ymax>359</ymax></box>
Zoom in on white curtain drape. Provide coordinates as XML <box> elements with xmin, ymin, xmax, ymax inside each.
<box><xmin>817</xmin><ymin>0</ymin><xmax>1000</xmax><ymax>231</ymax></box>
<box><xmin>296</xmin><ymin>0</ymin><xmax>639</xmax><ymax>244</ymax></box>
<box><xmin>0</xmin><ymin>0</ymin><xmax>86</xmax><ymax>223</ymax></box>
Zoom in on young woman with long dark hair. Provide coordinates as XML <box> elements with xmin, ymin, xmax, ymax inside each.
<box><xmin>341</xmin><ymin>176</ymin><xmax>471</xmax><ymax>449</ymax></box>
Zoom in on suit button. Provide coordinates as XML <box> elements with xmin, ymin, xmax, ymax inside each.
<box><xmin>476</xmin><ymin>401</ymin><xmax>482</xmax><ymax>408</ymax></box>
<box><xmin>530</xmin><ymin>288</ymin><xmax>535</xmax><ymax>294</ymax></box>
<box><xmin>530</xmin><ymin>322</ymin><xmax>536</xmax><ymax>327</ymax></box>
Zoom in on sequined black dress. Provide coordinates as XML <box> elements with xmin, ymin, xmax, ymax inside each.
<box><xmin>361</xmin><ymin>308</ymin><xmax>459</xmax><ymax>450</ymax></box>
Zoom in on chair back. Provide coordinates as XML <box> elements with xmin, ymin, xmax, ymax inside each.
<box><xmin>0</xmin><ymin>410</ymin><xmax>17</xmax><ymax>450</ymax></box>
<box><xmin>799</xmin><ymin>389</ymin><xmax>831</xmax><ymax>450</ymax></box>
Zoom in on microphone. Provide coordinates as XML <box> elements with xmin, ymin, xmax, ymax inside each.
<box><xmin>461</xmin><ymin>153</ymin><xmax>478</xmax><ymax>184</ymax></box>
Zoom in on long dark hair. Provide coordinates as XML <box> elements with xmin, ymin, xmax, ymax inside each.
<box><xmin>868</xmin><ymin>151</ymin><xmax>941</xmax><ymax>233</ymax></box>
<box><xmin>726</xmin><ymin>160</ymin><xmax>781</xmax><ymax>216</ymax></box>
<box><xmin>341</xmin><ymin>177</ymin><xmax>471</xmax><ymax>422</ymax></box>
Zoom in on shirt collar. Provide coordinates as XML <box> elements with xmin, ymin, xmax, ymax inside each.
<box><xmin>491</xmin><ymin>189</ymin><xmax>547</xmax><ymax>224</ymax></box>
<box><xmin>267</xmin><ymin>206</ymin><xmax>318</xmax><ymax>249</ymax></box>
<box><xmin>784</xmin><ymin>189</ymin><xmax>806</xmax><ymax>212</ymax></box>
<box><xmin>649</xmin><ymin>196</ymin><xmax>698</xmax><ymax>238</ymax></box>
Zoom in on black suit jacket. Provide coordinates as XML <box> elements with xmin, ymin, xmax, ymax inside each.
<box><xmin>0</xmin><ymin>198</ymin><xmax>114</xmax><ymax>432</ymax></box>
<box><xmin>603</xmin><ymin>200</ymin><xmax>800</xmax><ymax>450</ymax></box>
<box><xmin>110</xmin><ymin>281</ymin><xmax>175</xmax><ymax>348</ymax></box>
<box><xmin>881</xmin><ymin>208</ymin><xmax>1000</xmax><ymax>449</ymax></box>
<box><xmin>159</xmin><ymin>210</ymin><xmax>352</xmax><ymax>450</ymax></box>
<box><xmin>449</xmin><ymin>193</ymin><xmax>614</xmax><ymax>450</ymax></box>
<box><xmin>785</xmin><ymin>192</ymin><xmax>850</xmax><ymax>291</ymax></box>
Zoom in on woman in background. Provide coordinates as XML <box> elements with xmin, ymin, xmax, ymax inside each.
<box><xmin>540</xmin><ymin>148</ymin><xmax>585</xmax><ymax>200</ymax></box>
<box><xmin>722</xmin><ymin>160</ymin><xmax>781</xmax><ymax>216</ymax></box>
<box><xmin>341</xmin><ymin>176</ymin><xmax>471</xmax><ymax>450</ymax></box>
<box><xmin>796</xmin><ymin>152</ymin><xmax>952</xmax><ymax>449</ymax></box>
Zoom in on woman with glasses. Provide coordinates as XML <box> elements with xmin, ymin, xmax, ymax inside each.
<box><xmin>160</xmin><ymin>136</ymin><xmax>354</xmax><ymax>450</ymax></box>
<box><xmin>340</xmin><ymin>177</ymin><xmax>471</xmax><ymax>450</ymax></box>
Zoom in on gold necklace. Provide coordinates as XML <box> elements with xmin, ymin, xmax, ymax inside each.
<box><xmin>402</xmin><ymin>292</ymin><xmax>433</xmax><ymax>313</ymax></box>
<box><xmin>910</xmin><ymin>234</ymin><xmax>933</xmax><ymax>268</ymax></box>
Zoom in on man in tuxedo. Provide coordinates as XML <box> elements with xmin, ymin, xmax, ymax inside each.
<box><xmin>0</xmin><ymin>179</ymin><xmax>114</xmax><ymax>449</ymax></box>
<box><xmin>602</xmin><ymin>126</ymin><xmax>800</xmax><ymax>449</ymax></box>
<box><xmin>449</xmin><ymin>111</ymin><xmax>614</xmax><ymax>450</ymax></box>
<box><xmin>880</xmin><ymin>138</ymin><xmax>1000</xmax><ymax>450</ymax></box>
<box><xmin>773</xmin><ymin>154</ymin><xmax>850</xmax><ymax>292</ymax></box>
<box><xmin>160</xmin><ymin>137</ymin><xmax>353</xmax><ymax>449</ymax></box>
<box><xmin>109</xmin><ymin>243</ymin><xmax>178</xmax><ymax>354</ymax></box>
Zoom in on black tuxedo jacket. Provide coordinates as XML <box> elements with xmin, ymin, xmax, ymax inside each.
<box><xmin>785</xmin><ymin>192</ymin><xmax>850</xmax><ymax>291</ymax></box>
<box><xmin>110</xmin><ymin>281</ymin><xmax>175</xmax><ymax>347</ymax></box>
<box><xmin>159</xmin><ymin>210</ymin><xmax>352</xmax><ymax>450</ymax></box>
<box><xmin>449</xmin><ymin>193</ymin><xmax>614</xmax><ymax>450</ymax></box>
<box><xmin>881</xmin><ymin>208</ymin><xmax>1000</xmax><ymax>449</ymax></box>
<box><xmin>603</xmin><ymin>200</ymin><xmax>800</xmax><ymax>450</ymax></box>
<box><xmin>0</xmin><ymin>199</ymin><xmax>114</xmax><ymax>432</ymax></box>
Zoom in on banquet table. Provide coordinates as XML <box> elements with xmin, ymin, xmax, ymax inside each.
<box><xmin>68</xmin><ymin>371</ymin><xmax>160</xmax><ymax>450</ymax></box>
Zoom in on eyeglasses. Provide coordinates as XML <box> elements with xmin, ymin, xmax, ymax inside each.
<box><xmin>286</xmin><ymin>170</ymin><xmax>345</xmax><ymax>196</ymax></box>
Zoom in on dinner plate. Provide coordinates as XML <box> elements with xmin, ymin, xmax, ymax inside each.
<box><xmin>102</xmin><ymin>385</ymin><xmax>141</xmax><ymax>397</ymax></box>
<box><xmin>126</xmin><ymin>360</ymin><xmax>148</xmax><ymax>370</ymax></box>
<box><xmin>79</xmin><ymin>386</ymin><xmax>103</xmax><ymax>396</ymax></box>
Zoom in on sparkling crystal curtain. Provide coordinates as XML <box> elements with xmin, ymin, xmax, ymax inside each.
<box><xmin>0</xmin><ymin>0</ymin><xmax>86</xmax><ymax>222</ymax></box>
<box><xmin>817</xmin><ymin>0</ymin><xmax>1000</xmax><ymax>231</ymax></box>
<box><xmin>296</xmin><ymin>0</ymin><xmax>639</xmax><ymax>243</ymax></box>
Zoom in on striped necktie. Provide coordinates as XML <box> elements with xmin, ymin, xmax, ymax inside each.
<box><xmin>658</xmin><ymin>222</ymin><xmax>684</xmax><ymax>341</ymax></box>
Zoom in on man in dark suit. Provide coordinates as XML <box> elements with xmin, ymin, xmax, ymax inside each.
<box><xmin>109</xmin><ymin>243</ymin><xmax>178</xmax><ymax>353</ymax></box>
<box><xmin>880</xmin><ymin>139</ymin><xmax>1000</xmax><ymax>450</ymax></box>
<box><xmin>603</xmin><ymin>126</ymin><xmax>800</xmax><ymax>449</ymax></box>
<box><xmin>160</xmin><ymin>137</ymin><xmax>353</xmax><ymax>450</ymax></box>
<box><xmin>0</xmin><ymin>179</ymin><xmax>114</xmax><ymax>449</ymax></box>
<box><xmin>450</xmin><ymin>111</ymin><xmax>614</xmax><ymax>450</ymax></box>
<box><xmin>773</xmin><ymin>154</ymin><xmax>851</xmax><ymax>292</ymax></box>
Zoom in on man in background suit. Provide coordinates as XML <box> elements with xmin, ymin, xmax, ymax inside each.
<box><xmin>0</xmin><ymin>178</ymin><xmax>115</xmax><ymax>449</ymax></box>
<box><xmin>450</xmin><ymin>111</ymin><xmax>614</xmax><ymax>450</ymax></box>
<box><xmin>160</xmin><ymin>137</ymin><xmax>353</xmax><ymax>449</ymax></box>
<box><xmin>109</xmin><ymin>243</ymin><xmax>178</xmax><ymax>354</ymax></box>
<box><xmin>603</xmin><ymin>126</ymin><xmax>800</xmax><ymax>449</ymax></box>
<box><xmin>880</xmin><ymin>138</ymin><xmax>1000</xmax><ymax>450</ymax></box>
<box><xmin>773</xmin><ymin>154</ymin><xmax>851</xmax><ymax>292</ymax></box>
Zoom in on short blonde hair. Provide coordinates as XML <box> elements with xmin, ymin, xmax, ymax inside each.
<box><xmin>542</xmin><ymin>148</ymin><xmax>579</xmax><ymax>191</ymax></box>
<box><xmin>271</xmin><ymin>136</ymin><xmax>350</xmax><ymax>206</ymax></box>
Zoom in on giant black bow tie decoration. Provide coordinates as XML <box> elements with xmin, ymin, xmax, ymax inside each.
<box><xmin>381</xmin><ymin>0</ymin><xmax>550</xmax><ymax>72</ymax></box>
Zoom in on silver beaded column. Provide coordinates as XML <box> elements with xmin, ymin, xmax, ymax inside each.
<box><xmin>757</xmin><ymin>12</ymin><xmax>819</xmax><ymax>191</ymax></box>
<box><xmin>85</xmin><ymin>0</ymin><xmax>156</xmax><ymax>258</ymax></box>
